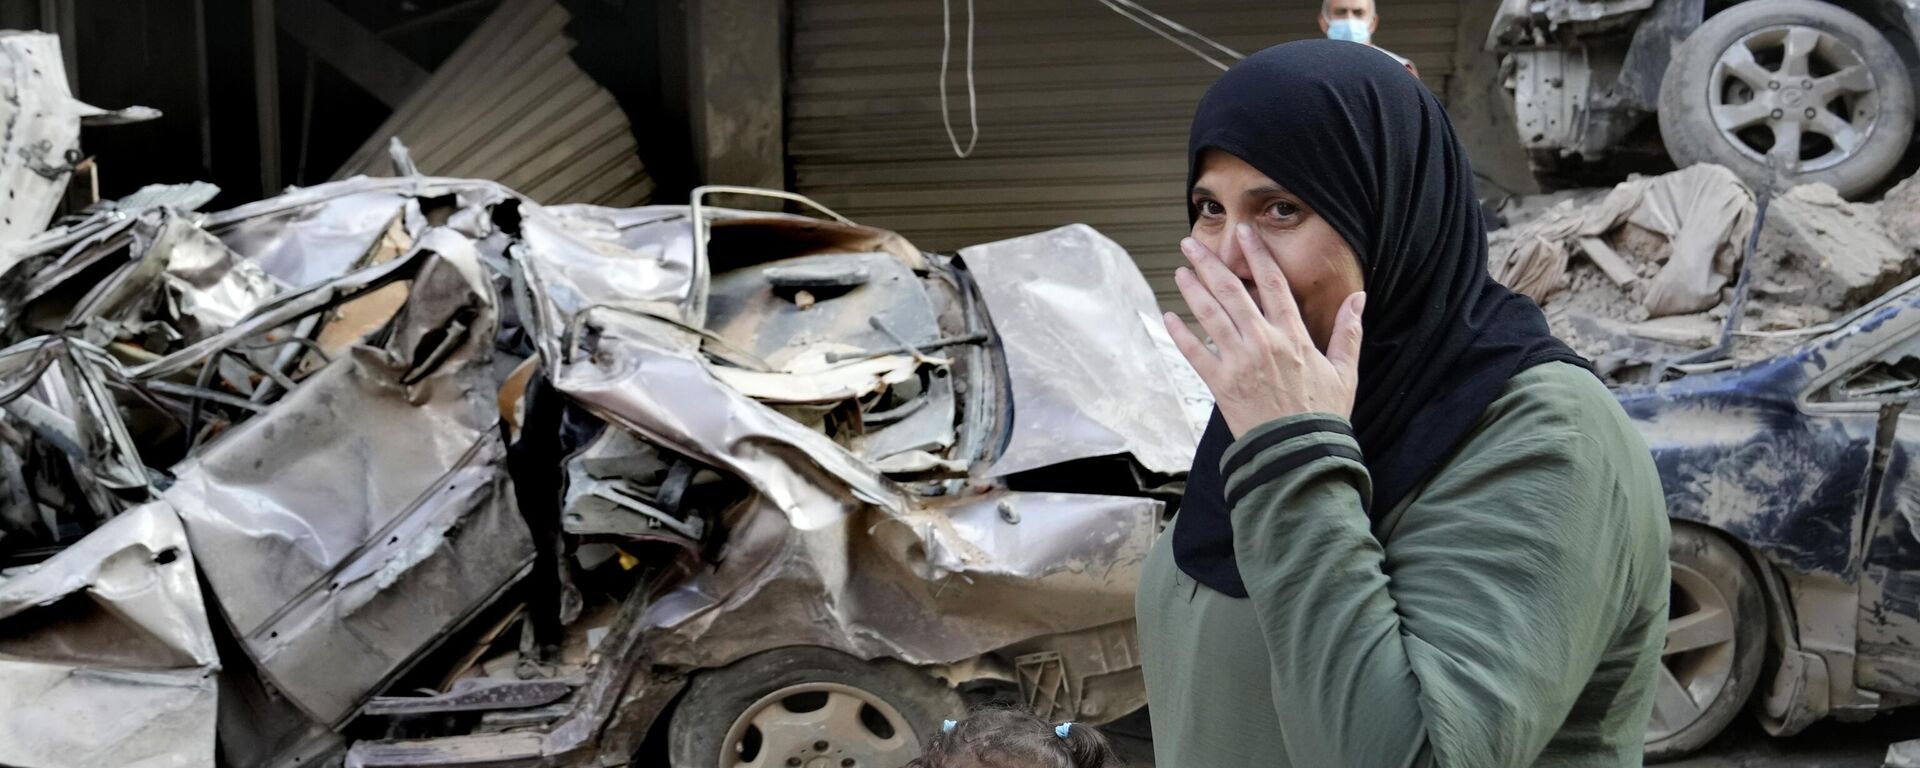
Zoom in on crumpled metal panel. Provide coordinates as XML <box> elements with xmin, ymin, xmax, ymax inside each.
<box><xmin>957</xmin><ymin>224</ymin><xmax>1208</xmax><ymax>476</ymax></box>
<box><xmin>1</xmin><ymin>33</ymin><xmax>94</xmax><ymax>247</ymax></box>
<box><xmin>1484</xmin><ymin>0</ymin><xmax>1657</xmax><ymax>48</ymax></box>
<box><xmin>0</xmin><ymin>32</ymin><xmax>157</xmax><ymax>250</ymax></box>
<box><xmin>210</xmin><ymin>187</ymin><xmax>418</xmax><ymax>288</ymax></box>
<box><xmin>541</xmin><ymin>300</ymin><xmax>1158</xmax><ymax>668</ymax></box>
<box><xmin>549</xmin><ymin>309</ymin><xmax>899</xmax><ymax>523</ymax></box>
<box><xmin>0</xmin><ymin>502</ymin><xmax>218</xmax><ymax>768</ymax></box>
<box><xmin>516</xmin><ymin>205</ymin><xmax>698</xmax><ymax>333</ymax></box>
<box><xmin>206</xmin><ymin>177</ymin><xmax>521</xmax><ymax>289</ymax></box>
<box><xmin>152</xmin><ymin>214</ymin><xmax>282</xmax><ymax>336</ymax></box>
<box><xmin>68</xmin><ymin>211</ymin><xmax>284</xmax><ymax>346</ymax></box>
<box><xmin>162</xmin><ymin>241</ymin><xmax>534</xmax><ymax>725</ymax></box>
<box><xmin>631</xmin><ymin>488</ymin><xmax>1159</xmax><ymax>670</ymax></box>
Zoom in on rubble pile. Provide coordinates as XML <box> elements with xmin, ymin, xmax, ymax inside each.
<box><xmin>1492</xmin><ymin>164</ymin><xmax>1920</xmax><ymax>383</ymax></box>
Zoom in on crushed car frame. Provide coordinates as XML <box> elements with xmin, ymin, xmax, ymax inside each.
<box><xmin>0</xmin><ymin>165</ymin><xmax>1207</xmax><ymax>767</ymax></box>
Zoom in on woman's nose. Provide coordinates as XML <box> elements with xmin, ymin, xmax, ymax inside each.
<box><xmin>1210</xmin><ymin>226</ymin><xmax>1253</xmax><ymax>279</ymax></box>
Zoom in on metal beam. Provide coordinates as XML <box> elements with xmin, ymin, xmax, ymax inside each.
<box><xmin>274</xmin><ymin>0</ymin><xmax>429</xmax><ymax>109</ymax></box>
<box><xmin>378</xmin><ymin>0</ymin><xmax>496</xmax><ymax>39</ymax></box>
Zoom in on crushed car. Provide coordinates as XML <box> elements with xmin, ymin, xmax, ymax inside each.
<box><xmin>1485</xmin><ymin>0</ymin><xmax>1920</xmax><ymax>198</ymax></box>
<box><xmin>0</xmin><ymin>158</ymin><xmax>1208</xmax><ymax>767</ymax></box>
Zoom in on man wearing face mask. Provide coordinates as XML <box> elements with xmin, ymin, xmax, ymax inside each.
<box><xmin>1320</xmin><ymin>0</ymin><xmax>1419</xmax><ymax>78</ymax></box>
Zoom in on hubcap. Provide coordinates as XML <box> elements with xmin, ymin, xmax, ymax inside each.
<box><xmin>1708</xmin><ymin>24</ymin><xmax>1879</xmax><ymax>174</ymax></box>
<box><xmin>1648</xmin><ymin>562</ymin><xmax>1740</xmax><ymax>742</ymax></box>
<box><xmin>720</xmin><ymin>682</ymin><xmax>916</xmax><ymax>768</ymax></box>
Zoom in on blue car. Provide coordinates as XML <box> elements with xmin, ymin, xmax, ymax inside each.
<box><xmin>1620</xmin><ymin>276</ymin><xmax>1920</xmax><ymax>759</ymax></box>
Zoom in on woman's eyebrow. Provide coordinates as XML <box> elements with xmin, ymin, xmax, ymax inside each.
<box><xmin>1190</xmin><ymin>186</ymin><xmax>1216</xmax><ymax>198</ymax></box>
<box><xmin>1245</xmin><ymin>185</ymin><xmax>1288</xmax><ymax>197</ymax></box>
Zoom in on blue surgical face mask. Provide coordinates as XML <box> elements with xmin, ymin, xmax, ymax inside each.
<box><xmin>1327</xmin><ymin>17</ymin><xmax>1371</xmax><ymax>44</ymax></box>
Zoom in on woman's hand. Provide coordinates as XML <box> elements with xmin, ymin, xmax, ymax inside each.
<box><xmin>1164</xmin><ymin>224</ymin><xmax>1365</xmax><ymax>438</ymax></box>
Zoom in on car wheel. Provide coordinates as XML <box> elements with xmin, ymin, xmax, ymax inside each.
<box><xmin>667</xmin><ymin>646</ymin><xmax>965</xmax><ymax>768</ymax></box>
<box><xmin>1644</xmin><ymin>523</ymin><xmax>1769</xmax><ymax>762</ymax></box>
<box><xmin>1657</xmin><ymin>0</ymin><xmax>1916</xmax><ymax>198</ymax></box>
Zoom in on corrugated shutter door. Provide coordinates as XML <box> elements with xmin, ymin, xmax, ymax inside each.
<box><xmin>789</xmin><ymin>0</ymin><xmax>1457</xmax><ymax>314</ymax></box>
<box><xmin>335</xmin><ymin>0</ymin><xmax>654</xmax><ymax>207</ymax></box>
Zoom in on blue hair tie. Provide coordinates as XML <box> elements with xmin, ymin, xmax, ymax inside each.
<box><xmin>1055</xmin><ymin>722</ymin><xmax>1073</xmax><ymax>739</ymax></box>
<box><xmin>942</xmin><ymin>719</ymin><xmax>958</xmax><ymax>734</ymax></box>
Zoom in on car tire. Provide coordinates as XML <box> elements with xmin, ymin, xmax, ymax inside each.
<box><xmin>667</xmin><ymin>646</ymin><xmax>965</xmax><ymax>768</ymax></box>
<box><xmin>1644</xmin><ymin>523</ymin><xmax>1769</xmax><ymax>763</ymax></box>
<box><xmin>1657</xmin><ymin>0</ymin><xmax>1916</xmax><ymax>198</ymax></box>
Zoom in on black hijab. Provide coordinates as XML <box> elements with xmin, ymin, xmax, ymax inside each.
<box><xmin>1170</xmin><ymin>40</ymin><xmax>1590</xmax><ymax>598</ymax></box>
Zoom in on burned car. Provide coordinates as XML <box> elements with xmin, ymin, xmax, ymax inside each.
<box><xmin>1485</xmin><ymin>0</ymin><xmax>1920</xmax><ymax>198</ymax></box>
<box><xmin>0</xmin><ymin>170</ymin><xmax>1206</xmax><ymax>767</ymax></box>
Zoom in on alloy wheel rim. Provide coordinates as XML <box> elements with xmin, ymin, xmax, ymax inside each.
<box><xmin>1648</xmin><ymin>561</ymin><xmax>1741</xmax><ymax>742</ymax></box>
<box><xmin>1708</xmin><ymin>24</ymin><xmax>1880</xmax><ymax>174</ymax></box>
<box><xmin>720</xmin><ymin>682</ymin><xmax>916</xmax><ymax>768</ymax></box>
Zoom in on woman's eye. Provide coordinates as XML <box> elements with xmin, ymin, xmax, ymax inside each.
<box><xmin>1267</xmin><ymin>201</ymin><xmax>1299</xmax><ymax>218</ymax></box>
<box><xmin>1198</xmin><ymin>200</ymin><xmax>1225</xmax><ymax>217</ymax></box>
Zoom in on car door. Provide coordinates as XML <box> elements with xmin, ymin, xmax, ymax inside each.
<box><xmin>1785</xmin><ymin>284</ymin><xmax>1920</xmax><ymax>698</ymax></box>
<box><xmin>1829</xmin><ymin>334</ymin><xmax>1920</xmax><ymax>696</ymax></box>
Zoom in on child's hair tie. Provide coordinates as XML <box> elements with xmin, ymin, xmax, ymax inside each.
<box><xmin>1055</xmin><ymin>722</ymin><xmax>1073</xmax><ymax>739</ymax></box>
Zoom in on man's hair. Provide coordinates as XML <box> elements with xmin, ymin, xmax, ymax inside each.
<box><xmin>1322</xmin><ymin>0</ymin><xmax>1376</xmax><ymax>17</ymax></box>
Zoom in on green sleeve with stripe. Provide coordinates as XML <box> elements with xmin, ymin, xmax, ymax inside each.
<box><xmin>1221</xmin><ymin>411</ymin><xmax>1626</xmax><ymax>768</ymax></box>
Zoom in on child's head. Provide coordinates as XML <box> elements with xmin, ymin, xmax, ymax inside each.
<box><xmin>905</xmin><ymin>708</ymin><xmax>1121</xmax><ymax>768</ymax></box>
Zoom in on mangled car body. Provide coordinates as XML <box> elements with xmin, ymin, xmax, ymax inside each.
<box><xmin>0</xmin><ymin>171</ymin><xmax>1204</xmax><ymax>767</ymax></box>
<box><xmin>1618</xmin><ymin>272</ymin><xmax>1920</xmax><ymax>761</ymax></box>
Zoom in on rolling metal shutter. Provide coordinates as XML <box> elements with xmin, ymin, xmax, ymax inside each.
<box><xmin>789</xmin><ymin>0</ymin><xmax>1458</xmax><ymax>313</ymax></box>
<box><xmin>336</xmin><ymin>0</ymin><xmax>653</xmax><ymax>207</ymax></box>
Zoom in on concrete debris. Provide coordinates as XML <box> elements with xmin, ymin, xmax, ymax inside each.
<box><xmin>1754</xmin><ymin>184</ymin><xmax>1913</xmax><ymax>312</ymax></box>
<box><xmin>1879</xmin><ymin>174</ymin><xmax>1920</xmax><ymax>262</ymax></box>
<box><xmin>1496</xmin><ymin>164</ymin><xmax>1920</xmax><ymax>384</ymax></box>
<box><xmin>0</xmin><ymin>163</ymin><xmax>1199</xmax><ymax>765</ymax></box>
<box><xmin>1575</xmin><ymin>236</ymin><xmax>1636</xmax><ymax>287</ymax></box>
<box><xmin>1491</xmin><ymin>164</ymin><xmax>1754</xmax><ymax>318</ymax></box>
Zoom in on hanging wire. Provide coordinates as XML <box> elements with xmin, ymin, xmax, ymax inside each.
<box><xmin>938</xmin><ymin>0</ymin><xmax>1243</xmax><ymax>158</ymax></box>
<box><xmin>1096</xmin><ymin>0</ymin><xmax>1246</xmax><ymax>72</ymax></box>
<box><xmin>939</xmin><ymin>0</ymin><xmax>980</xmax><ymax>158</ymax></box>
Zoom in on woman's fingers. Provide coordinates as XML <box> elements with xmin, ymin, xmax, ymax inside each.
<box><xmin>1325</xmin><ymin>291</ymin><xmax>1366</xmax><ymax>389</ymax></box>
<box><xmin>1163</xmin><ymin>312</ymin><xmax>1220</xmax><ymax>381</ymax></box>
<box><xmin>1182</xmin><ymin>238</ymin><xmax>1263</xmax><ymax>341</ymax></box>
<box><xmin>1173</xmin><ymin>265</ymin><xmax>1239</xmax><ymax>348</ymax></box>
<box><xmin>1235</xmin><ymin>224</ymin><xmax>1307</xmax><ymax>337</ymax></box>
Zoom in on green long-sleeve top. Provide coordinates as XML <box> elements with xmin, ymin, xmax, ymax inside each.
<box><xmin>1137</xmin><ymin>362</ymin><xmax>1670</xmax><ymax>767</ymax></box>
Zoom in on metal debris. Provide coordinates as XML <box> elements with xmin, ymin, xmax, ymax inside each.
<box><xmin>0</xmin><ymin>502</ymin><xmax>218</xmax><ymax>768</ymax></box>
<box><xmin>0</xmin><ymin>32</ymin><xmax>157</xmax><ymax>248</ymax></box>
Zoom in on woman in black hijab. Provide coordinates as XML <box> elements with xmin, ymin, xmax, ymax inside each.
<box><xmin>1134</xmin><ymin>40</ymin><xmax>1670</xmax><ymax>767</ymax></box>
